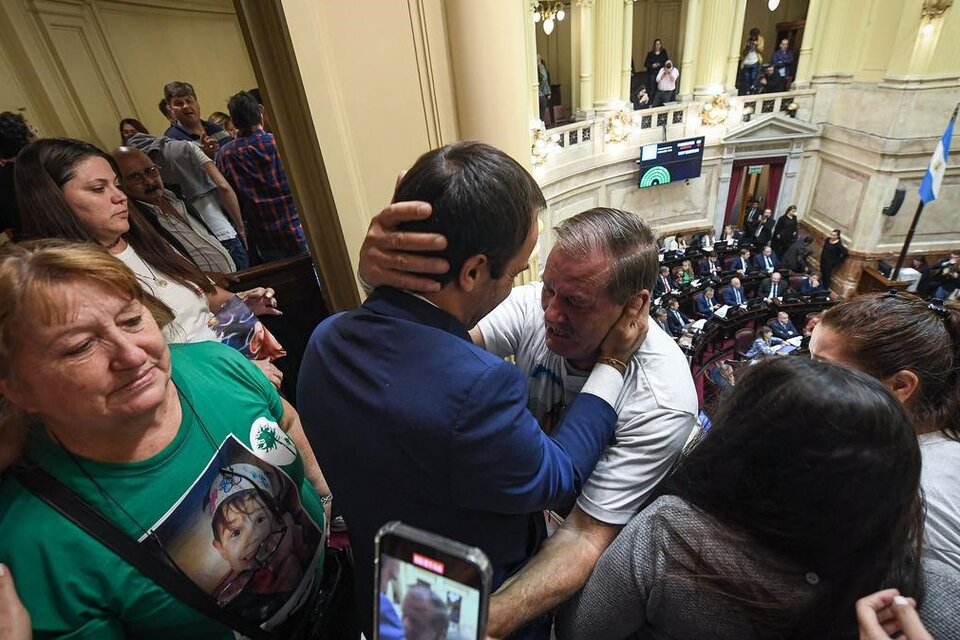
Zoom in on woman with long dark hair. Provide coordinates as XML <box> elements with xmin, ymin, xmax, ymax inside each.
<box><xmin>812</xmin><ymin>292</ymin><xmax>960</xmax><ymax>572</ymax></box>
<box><xmin>15</xmin><ymin>138</ymin><xmax>282</xmax><ymax>382</ymax></box>
<box><xmin>118</xmin><ymin>117</ymin><xmax>149</xmax><ymax>143</ymax></box>
<box><xmin>559</xmin><ymin>357</ymin><xmax>923</xmax><ymax>639</ymax></box>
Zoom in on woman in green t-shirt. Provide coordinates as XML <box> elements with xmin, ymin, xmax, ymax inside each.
<box><xmin>0</xmin><ymin>240</ymin><xmax>333</xmax><ymax>639</ymax></box>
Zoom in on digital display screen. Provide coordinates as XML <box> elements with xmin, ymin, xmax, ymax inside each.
<box><xmin>378</xmin><ymin>552</ymin><xmax>482</xmax><ymax>640</ymax></box>
<box><xmin>637</xmin><ymin>136</ymin><xmax>705</xmax><ymax>188</ymax></box>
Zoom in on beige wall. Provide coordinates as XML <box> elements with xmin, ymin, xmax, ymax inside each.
<box><xmin>280</xmin><ymin>0</ymin><xmax>459</xmax><ymax>273</ymax></box>
<box><xmin>0</xmin><ymin>0</ymin><xmax>255</xmax><ymax>150</ymax></box>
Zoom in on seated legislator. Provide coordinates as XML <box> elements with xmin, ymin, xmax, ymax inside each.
<box><xmin>360</xmin><ymin>206</ymin><xmax>698</xmax><ymax>640</ymax></box>
<box><xmin>698</xmin><ymin>252</ymin><xmax>722</xmax><ymax>278</ymax></box>
<box><xmin>696</xmin><ymin>286</ymin><xmax>721</xmax><ymax>317</ymax></box>
<box><xmin>759</xmin><ymin>271</ymin><xmax>786</xmax><ymax>301</ymax></box>
<box><xmin>653</xmin><ymin>307</ymin><xmax>671</xmax><ymax>334</ymax></box>
<box><xmin>754</xmin><ymin>245</ymin><xmax>779</xmax><ymax>273</ymax></box>
<box><xmin>0</xmin><ymin>241</ymin><xmax>333</xmax><ymax>639</ymax></box>
<box><xmin>654</xmin><ymin>265</ymin><xmax>674</xmax><ymax>297</ymax></box>
<box><xmin>800</xmin><ymin>273</ymin><xmax>827</xmax><ymax>296</ymax></box>
<box><xmin>720</xmin><ymin>224</ymin><xmax>742</xmax><ymax>243</ymax></box>
<box><xmin>723</xmin><ymin>278</ymin><xmax>746</xmax><ymax>306</ymax></box>
<box><xmin>732</xmin><ymin>249</ymin><xmax>752</xmax><ymax>274</ymax></box>
<box><xmin>297</xmin><ymin>143</ymin><xmax>647</xmax><ymax>638</ymax></box>
<box><xmin>558</xmin><ymin>357</ymin><xmax>924</xmax><ymax>639</ymax></box>
<box><xmin>746</xmin><ymin>326</ymin><xmax>785</xmax><ymax>358</ymax></box>
<box><xmin>665</xmin><ymin>297</ymin><xmax>692</xmax><ymax>337</ymax></box>
<box><xmin>770</xmin><ymin>311</ymin><xmax>799</xmax><ymax>340</ymax></box>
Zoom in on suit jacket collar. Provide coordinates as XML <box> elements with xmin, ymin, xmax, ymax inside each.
<box><xmin>364</xmin><ymin>287</ymin><xmax>472</xmax><ymax>342</ymax></box>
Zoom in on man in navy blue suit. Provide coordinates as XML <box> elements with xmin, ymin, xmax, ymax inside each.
<box><xmin>723</xmin><ymin>277</ymin><xmax>746</xmax><ymax>306</ymax></box>
<box><xmin>665</xmin><ymin>297</ymin><xmax>691</xmax><ymax>337</ymax></box>
<box><xmin>754</xmin><ymin>244</ymin><xmax>779</xmax><ymax>273</ymax></box>
<box><xmin>298</xmin><ymin>142</ymin><xmax>644</xmax><ymax>639</ymax></box>
<box><xmin>696</xmin><ymin>286</ymin><xmax>720</xmax><ymax>316</ymax></box>
<box><xmin>698</xmin><ymin>252</ymin><xmax>722</xmax><ymax>278</ymax></box>
<box><xmin>733</xmin><ymin>248</ymin><xmax>752</xmax><ymax>274</ymax></box>
<box><xmin>770</xmin><ymin>311</ymin><xmax>799</xmax><ymax>340</ymax></box>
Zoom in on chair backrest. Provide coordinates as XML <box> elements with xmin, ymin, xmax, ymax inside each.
<box><xmin>735</xmin><ymin>327</ymin><xmax>755</xmax><ymax>353</ymax></box>
<box><xmin>723</xmin><ymin>256</ymin><xmax>737</xmax><ymax>270</ymax></box>
<box><xmin>789</xmin><ymin>274</ymin><xmax>805</xmax><ymax>291</ymax></box>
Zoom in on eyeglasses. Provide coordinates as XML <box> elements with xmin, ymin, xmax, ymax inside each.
<box><xmin>125</xmin><ymin>165</ymin><xmax>161</xmax><ymax>186</ymax></box>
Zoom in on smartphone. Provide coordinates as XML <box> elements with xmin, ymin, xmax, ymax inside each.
<box><xmin>374</xmin><ymin>521</ymin><xmax>492</xmax><ymax>640</ymax></box>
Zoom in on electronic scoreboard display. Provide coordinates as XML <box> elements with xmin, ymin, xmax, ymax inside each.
<box><xmin>636</xmin><ymin>136</ymin><xmax>705</xmax><ymax>188</ymax></box>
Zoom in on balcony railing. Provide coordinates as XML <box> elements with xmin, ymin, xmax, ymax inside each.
<box><xmin>531</xmin><ymin>88</ymin><xmax>817</xmax><ymax>176</ymax></box>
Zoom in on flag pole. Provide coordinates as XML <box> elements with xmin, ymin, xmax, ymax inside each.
<box><xmin>892</xmin><ymin>200</ymin><xmax>925</xmax><ymax>280</ymax></box>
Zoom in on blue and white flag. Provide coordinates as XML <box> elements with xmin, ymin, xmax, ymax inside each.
<box><xmin>919</xmin><ymin>105</ymin><xmax>958</xmax><ymax>204</ymax></box>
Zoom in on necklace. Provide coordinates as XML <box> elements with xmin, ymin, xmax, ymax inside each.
<box><xmin>104</xmin><ymin>236</ymin><xmax>124</xmax><ymax>251</ymax></box>
<box><xmin>137</xmin><ymin>256</ymin><xmax>170</xmax><ymax>289</ymax></box>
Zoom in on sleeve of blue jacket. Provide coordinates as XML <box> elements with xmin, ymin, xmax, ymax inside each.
<box><xmin>449</xmin><ymin>359</ymin><xmax>618</xmax><ymax>515</ymax></box>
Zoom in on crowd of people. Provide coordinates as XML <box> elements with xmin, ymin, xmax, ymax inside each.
<box><xmin>0</xmin><ymin>130</ymin><xmax>958</xmax><ymax>640</ymax></box>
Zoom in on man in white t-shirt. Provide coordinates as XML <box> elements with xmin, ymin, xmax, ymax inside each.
<box><xmin>473</xmin><ymin>209</ymin><xmax>698</xmax><ymax>637</ymax></box>
<box><xmin>360</xmin><ymin>206</ymin><xmax>698</xmax><ymax>637</ymax></box>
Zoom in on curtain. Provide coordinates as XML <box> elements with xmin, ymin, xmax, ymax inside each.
<box><xmin>725</xmin><ymin>164</ymin><xmax>745</xmax><ymax>224</ymax></box>
<box><xmin>766</xmin><ymin>161</ymin><xmax>785</xmax><ymax>214</ymax></box>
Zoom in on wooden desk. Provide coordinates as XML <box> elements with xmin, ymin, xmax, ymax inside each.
<box><xmin>858</xmin><ymin>266</ymin><xmax>910</xmax><ymax>295</ymax></box>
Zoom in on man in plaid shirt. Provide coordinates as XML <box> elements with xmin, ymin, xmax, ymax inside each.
<box><xmin>217</xmin><ymin>91</ymin><xmax>309</xmax><ymax>262</ymax></box>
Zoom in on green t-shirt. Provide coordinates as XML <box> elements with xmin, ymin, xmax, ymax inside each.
<box><xmin>0</xmin><ymin>342</ymin><xmax>326</xmax><ymax>639</ymax></box>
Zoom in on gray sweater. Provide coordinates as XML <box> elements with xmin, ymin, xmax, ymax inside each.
<box><xmin>558</xmin><ymin>496</ymin><xmax>959</xmax><ymax>639</ymax></box>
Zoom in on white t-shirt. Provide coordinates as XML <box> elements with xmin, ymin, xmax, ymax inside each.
<box><xmin>477</xmin><ymin>283</ymin><xmax>698</xmax><ymax>525</ymax></box>
<box><xmin>920</xmin><ymin>431</ymin><xmax>960</xmax><ymax>571</ymax></box>
<box><xmin>116</xmin><ymin>244</ymin><xmax>218</xmax><ymax>344</ymax></box>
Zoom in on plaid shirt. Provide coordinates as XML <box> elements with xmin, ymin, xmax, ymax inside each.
<box><xmin>216</xmin><ymin>128</ymin><xmax>307</xmax><ymax>257</ymax></box>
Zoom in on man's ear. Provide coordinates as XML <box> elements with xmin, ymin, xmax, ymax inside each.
<box><xmin>458</xmin><ymin>254</ymin><xmax>489</xmax><ymax>293</ymax></box>
<box><xmin>884</xmin><ymin>369</ymin><xmax>920</xmax><ymax>405</ymax></box>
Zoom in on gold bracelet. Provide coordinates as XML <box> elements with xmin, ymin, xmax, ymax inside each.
<box><xmin>597</xmin><ymin>356</ymin><xmax>628</xmax><ymax>372</ymax></box>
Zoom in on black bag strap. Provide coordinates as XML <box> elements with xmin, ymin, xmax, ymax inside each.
<box><xmin>14</xmin><ymin>465</ymin><xmax>274</xmax><ymax>640</ymax></box>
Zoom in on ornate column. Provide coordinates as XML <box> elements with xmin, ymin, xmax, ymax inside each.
<box><xmin>593</xmin><ymin>0</ymin><xmax>625</xmax><ymax>111</ymax></box>
<box><xmin>792</xmin><ymin>0</ymin><xmax>821</xmax><ymax>86</ymax></box>
<box><xmin>445</xmin><ymin>0</ymin><xmax>532</xmax><ymax>167</ymax></box>
<box><xmin>693</xmin><ymin>0</ymin><xmax>736</xmax><ymax>97</ymax></box>
<box><xmin>723</xmin><ymin>0</ymin><xmax>748</xmax><ymax>93</ymax></box>
<box><xmin>577</xmin><ymin>0</ymin><xmax>596</xmax><ymax>117</ymax></box>
<box><xmin>810</xmin><ymin>0</ymin><xmax>859</xmax><ymax>81</ymax></box>
<box><xmin>621</xmin><ymin>0</ymin><xmax>635</xmax><ymax>101</ymax></box>
<box><xmin>678</xmin><ymin>0</ymin><xmax>701</xmax><ymax>99</ymax></box>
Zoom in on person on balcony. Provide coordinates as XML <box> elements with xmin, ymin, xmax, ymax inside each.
<box><xmin>651</xmin><ymin>61</ymin><xmax>679</xmax><ymax>107</ymax></box>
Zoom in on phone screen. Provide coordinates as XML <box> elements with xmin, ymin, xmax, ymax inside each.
<box><xmin>377</xmin><ymin>528</ymin><xmax>489</xmax><ymax>640</ymax></box>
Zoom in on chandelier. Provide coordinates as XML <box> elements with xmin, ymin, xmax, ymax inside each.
<box><xmin>532</xmin><ymin>2</ymin><xmax>566</xmax><ymax>35</ymax></box>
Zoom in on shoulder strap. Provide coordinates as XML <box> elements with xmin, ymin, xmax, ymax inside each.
<box><xmin>14</xmin><ymin>465</ymin><xmax>273</xmax><ymax>640</ymax></box>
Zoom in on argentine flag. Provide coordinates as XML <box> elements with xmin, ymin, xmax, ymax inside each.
<box><xmin>919</xmin><ymin>105</ymin><xmax>958</xmax><ymax>204</ymax></box>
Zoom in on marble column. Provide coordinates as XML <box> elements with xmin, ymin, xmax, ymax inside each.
<box><xmin>445</xmin><ymin>0</ymin><xmax>532</xmax><ymax>167</ymax></box>
<box><xmin>577</xmin><ymin>0</ymin><xmax>596</xmax><ymax>117</ymax></box>
<box><xmin>693</xmin><ymin>0</ymin><xmax>736</xmax><ymax>97</ymax></box>
<box><xmin>723</xmin><ymin>0</ymin><xmax>748</xmax><ymax>93</ymax></box>
<box><xmin>792</xmin><ymin>0</ymin><xmax>821</xmax><ymax>86</ymax></box>
<box><xmin>621</xmin><ymin>0</ymin><xmax>635</xmax><ymax>102</ymax></box>
<box><xmin>593</xmin><ymin>0</ymin><xmax>626</xmax><ymax>111</ymax></box>
<box><xmin>678</xmin><ymin>0</ymin><xmax>701</xmax><ymax>99</ymax></box>
<box><xmin>810</xmin><ymin>0</ymin><xmax>859</xmax><ymax>80</ymax></box>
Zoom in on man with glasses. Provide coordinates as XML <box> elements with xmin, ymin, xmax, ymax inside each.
<box><xmin>114</xmin><ymin>146</ymin><xmax>236</xmax><ymax>273</ymax></box>
<box><xmin>123</xmin><ymin>131</ymin><xmax>249</xmax><ymax>269</ymax></box>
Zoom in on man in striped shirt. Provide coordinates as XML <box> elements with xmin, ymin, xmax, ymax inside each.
<box><xmin>216</xmin><ymin>91</ymin><xmax>309</xmax><ymax>263</ymax></box>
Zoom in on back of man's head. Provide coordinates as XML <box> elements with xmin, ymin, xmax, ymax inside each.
<box><xmin>393</xmin><ymin>141</ymin><xmax>543</xmax><ymax>286</ymax></box>
<box><xmin>163</xmin><ymin>81</ymin><xmax>196</xmax><ymax>103</ymax></box>
<box><xmin>227</xmin><ymin>91</ymin><xmax>262</xmax><ymax>131</ymax></box>
<box><xmin>553</xmin><ymin>208</ymin><xmax>658</xmax><ymax>304</ymax></box>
